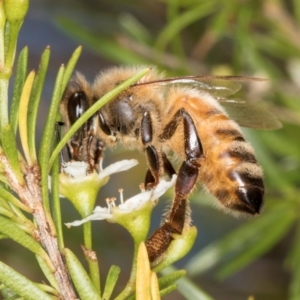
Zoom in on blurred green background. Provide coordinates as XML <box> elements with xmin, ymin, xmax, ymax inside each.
<box><xmin>2</xmin><ymin>0</ymin><xmax>300</xmax><ymax>299</ymax></box>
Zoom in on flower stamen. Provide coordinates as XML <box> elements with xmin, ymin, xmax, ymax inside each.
<box><xmin>118</xmin><ymin>188</ymin><xmax>124</xmax><ymax>204</ymax></box>
<box><xmin>106</xmin><ymin>197</ymin><xmax>116</xmax><ymax>212</ymax></box>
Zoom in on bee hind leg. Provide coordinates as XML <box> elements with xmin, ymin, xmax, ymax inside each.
<box><xmin>146</xmin><ymin>108</ymin><xmax>203</xmax><ymax>263</ymax></box>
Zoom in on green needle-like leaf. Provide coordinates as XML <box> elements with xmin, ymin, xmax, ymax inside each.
<box><xmin>102</xmin><ymin>265</ymin><xmax>120</xmax><ymax>300</ymax></box>
<box><xmin>289</xmin><ymin>264</ymin><xmax>300</xmax><ymax>300</ymax></box>
<box><xmin>0</xmin><ymin>261</ymin><xmax>53</xmax><ymax>300</ymax></box>
<box><xmin>285</xmin><ymin>219</ymin><xmax>300</xmax><ymax>300</ymax></box>
<box><xmin>81</xmin><ymin>244</ymin><xmax>101</xmax><ymax>295</ymax></box>
<box><xmin>166</xmin><ymin>0</ymin><xmax>187</xmax><ymax>69</ymax></box>
<box><xmin>155</xmin><ymin>1</ymin><xmax>216</xmax><ymax>54</ymax></box>
<box><xmin>286</xmin><ymin>220</ymin><xmax>300</xmax><ymax>269</ymax></box>
<box><xmin>35</xmin><ymin>254</ymin><xmax>59</xmax><ymax>291</ymax></box>
<box><xmin>1</xmin><ymin>124</ymin><xmax>24</xmax><ymax>185</ymax></box>
<box><xmin>57</xmin><ymin>17</ymin><xmax>147</xmax><ymax>64</ymax></box>
<box><xmin>0</xmin><ymin>1</ymin><xmax>5</xmax><ymax>66</ymax></box>
<box><xmin>39</xmin><ymin>64</ymin><xmax>65</xmax><ymax>211</ymax></box>
<box><xmin>27</xmin><ymin>47</ymin><xmax>50</xmax><ymax>162</ymax></box>
<box><xmin>51</xmin><ymin>146</ymin><xmax>64</xmax><ymax>251</ymax></box>
<box><xmin>119</xmin><ymin>14</ymin><xmax>153</xmax><ymax>45</ymax></box>
<box><xmin>161</xmin><ymin>266</ymin><xmax>213</xmax><ymax>300</ymax></box>
<box><xmin>150</xmin><ymin>272</ymin><xmax>160</xmax><ymax>300</ymax></box>
<box><xmin>217</xmin><ymin>205</ymin><xmax>296</xmax><ymax>279</ymax></box>
<box><xmin>186</xmin><ymin>200</ymin><xmax>297</xmax><ymax>276</ymax></box>
<box><xmin>61</xmin><ymin>45</ymin><xmax>82</xmax><ymax>96</ymax></box>
<box><xmin>0</xmin><ymin>215</ymin><xmax>55</xmax><ymax>272</ymax></box>
<box><xmin>65</xmin><ymin>248</ymin><xmax>101</xmax><ymax>300</ymax></box>
<box><xmin>159</xmin><ymin>284</ymin><xmax>178</xmax><ymax>297</ymax></box>
<box><xmin>158</xmin><ymin>269</ymin><xmax>186</xmax><ymax>290</ymax></box>
<box><xmin>10</xmin><ymin>46</ymin><xmax>28</xmax><ymax>134</ymax></box>
<box><xmin>18</xmin><ymin>70</ymin><xmax>35</xmax><ymax>165</ymax></box>
<box><xmin>0</xmin><ymin>205</ymin><xmax>16</xmax><ymax>220</ymax></box>
<box><xmin>0</xmin><ymin>184</ymin><xmax>32</xmax><ymax>213</ymax></box>
<box><xmin>177</xmin><ymin>276</ymin><xmax>214</xmax><ymax>300</ymax></box>
<box><xmin>136</xmin><ymin>242</ymin><xmax>151</xmax><ymax>300</ymax></box>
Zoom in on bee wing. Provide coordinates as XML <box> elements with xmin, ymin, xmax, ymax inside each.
<box><xmin>219</xmin><ymin>99</ymin><xmax>282</xmax><ymax>130</ymax></box>
<box><xmin>161</xmin><ymin>77</ymin><xmax>243</xmax><ymax>97</ymax></box>
<box><xmin>136</xmin><ymin>75</ymin><xmax>266</xmax><ymax>98</ymax></box>
<box><xmin>135</xmin><ymin>75</ymin><xmax>280</xmax><ymax>129</ymax></box>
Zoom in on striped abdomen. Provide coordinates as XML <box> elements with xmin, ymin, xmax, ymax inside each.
<box><xmin>166</xmin><ymin>90</ymin><xmax>264</xmax><ymax>215</ymax></box>
<box><xmin>197</xmin><ymin>107</ymin><xmax>264</xmax><ymax>215</ymax></box>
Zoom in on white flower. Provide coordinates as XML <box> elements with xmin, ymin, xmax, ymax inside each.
<box><xmin>65</xmin><ymin>174</ymin><xmax>177</xmax><ymax>227</ymax></box>
<box><xmin>62</xmin><ymin>161</ymin><xmax>89</xmax><ymax>179</ymax></box>
<box><xmin>62</xmin><ymin>159</ymin><xmax>139</xmax><ymax>180</ymax></box>
<box><xmin>59</xmin><ymin>159</ymin><xmax>139</xmax><ymax>217</ymax></box>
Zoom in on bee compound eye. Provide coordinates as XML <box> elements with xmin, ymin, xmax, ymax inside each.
<box><xmin>67</xmin><ymin>91</ymin><xmax>88</xmax><ymax>125</ymax></box>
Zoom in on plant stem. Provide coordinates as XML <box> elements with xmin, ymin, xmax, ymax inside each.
<box><xmin>83</xmin><ymin>221</ymin><xmax>92</xmax><ymax>249</ymax></box>
<box><xmin>0</xmin><ymin>79</ymin><xmax>9</xmax><ymax>128</ymax></box>
<box><xmin>83</xmin><ymin>221</ymin><xmax>101</xmax><ymax>294</ymax></box>
<box><xmin>0</xmin><ymin>155</ymin><xmax>77</xmax><ymax>299</ymax></box>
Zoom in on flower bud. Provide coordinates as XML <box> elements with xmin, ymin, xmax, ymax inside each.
<box><xmin>0</xmin><ymin>2</ymin><xmax>6</xmax><ymax>30</ymax></box>
<box><xmin>4</xmin><ymin>0</ymin><xmax>29</xmax><ymax>23</ymax></box>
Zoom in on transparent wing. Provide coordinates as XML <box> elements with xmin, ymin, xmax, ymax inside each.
<box><xmin>134</xmin><ymin>75</ymin><xmax>265</xmax><ymax>98</ymax></box>
<box><xmin>219</xmin><ymin>99</ymin><xmax>282</xmax><ymax>130</ymax></box>
<box><xmin>134</xmin><ymin>75</ymin><xmax>281</xmax><ymax>130</ymax></box>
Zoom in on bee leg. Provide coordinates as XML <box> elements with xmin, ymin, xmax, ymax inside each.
<box><xmin>144</xmin><ymin>154</ymin><xmax>176</xmax><ymax>187</ymax></box>
<box><xmin>94</xmin><ymin>139</ymin><xmax>106</xmax><ymax>169</ymax></box>
<box><xmin>169</xmin><ymin>109</ymin><xmax>203</xmax><ymax>230</ymax></box>
<box><xmin>84</xmin><ymin>118</ymin><xmax>99</xmax><ymax>172</ymax></box>
<box><xmin>98</xmin><ymin>111</ymin><xmax>113</xmax><ymax>136</ymax></box>
<box><xmin>86</xmin><ymin>116</ymin><xmax>108</xmax><ymax>173</ymax></box>
<box><xmin>141</xmin><ymin>112</ymin><xmax>162</xmax><ymax>189</ymax></box>
<box><xmin>162</xmin><ymin>153</ymin><xmax>176</xmax><ymax>178</ymax></box>
<box><xmin>68</xmin><ymin>125</ymin><xmax>86</xmax><ymax>162</ymax></box>
<box><xmin>144</xmin><ymin>169</ymin><xmax>155</xmax><ymax>188</ymax></box>
<box><xmin>146</xmin><ymin>108</ymin><xmax>203</xmax><ymax>263</ymax></box>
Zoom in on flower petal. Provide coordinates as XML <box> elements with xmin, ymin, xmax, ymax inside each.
<box><xmin>99</xmin><ymin>159</ymin><xmax>138</xmax><ymax>179</ymax></box>
<box><xmin>62</xmin><ymin>161</ymin><xmax>89</xmax><ymax>179</ymax></box>
<box><xmin>65</xmin><ymin>174</ymin><xmax>177</xmax><ymax>227</ymax></box>
<box><xmin>65</xmin><ymin>207</ymin><xmax>112</xmax><ymax>227</ymax></box>
<box><xmin>150</xmin><ymin>174</ymin><xmax>177</xmax><ymax>201</ymax></box>
<box><xmin>118</xmin><ymin>175</ymin><xmax>177</xmax><ymax>212</ymax></box>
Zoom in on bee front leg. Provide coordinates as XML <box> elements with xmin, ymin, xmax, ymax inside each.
<box><xmin>93</xmin><ymin>139</ymin><xmax>105</xmax><ymax>170</ymax></box>
<box><xmin>141</xmin><ymin>112</ymin><xmax>162</xmax><ymax>189</ymax></box>
<box><xmin>67</xmin><ymin>124</ymin><xmax>86</xmax><ymax>162</ymax></box>
<box><xmin>146</xmin><ymin>108</ymin><xmax>203</xmax><ymax>263</ymax></box>
<box><xmin>83</xmin><ymin>118</ymin><xmax>100</xmax><ymax>172</ymax></box>
<box><xmin>86</xmin><ymin>134</ymin><xmax>105</xmax><ymax>172</ymax></box>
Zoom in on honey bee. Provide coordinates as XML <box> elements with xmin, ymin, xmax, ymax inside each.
<box><xmin>60</xmin><ymin>66</ymin><xmax>281</xmax><ymax>262</ymax></box>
